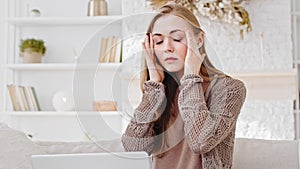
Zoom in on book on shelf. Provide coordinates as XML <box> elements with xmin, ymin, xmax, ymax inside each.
<box><xmin>109</xmin><ymin>36</ymin><xmax>117</xmax><ymax>63</ymax></box>
<box><xmin>19</xmin><ymin>86</ymin><xmax>30</xmax><ymax>111</ymax></box>
<box><xmin>93</xmin><ymin>100</ymin><xmax>117</xmax><ymax>111</ymax></box>
<box><xmin>7</xmin><ymin>85</ymin><xmax>20</xmax><ymax>111</ymax></box>
<box><xmin>99</xmin><ymin>36</ymin><xmax>122</xmax><ymax>63</ymax></box>
<box><xmin>99</xmin><ymin>37</ymin><xmax>108</xmax><ymax>62</ymax></box>
<box><xmin>28</xmin><ymin>86</ymin><xmax>41</xmax><ymax>111</ymax></box>
<box><xmin>114</xmin><ymin>37</ymin><xmax>122</xmax><ymax>63</ymax></box>
<box><xmin>7</xmin><ymin>84</ymin><xmax>41</xmax><ymax>111</ymax></box>
<box><xmin>13</xmin><ymin>85</ymin><xmax>25</xmax><ymax>111</ymax></box>
<box><xmin>24</xmin><ymin>86</ymin><xmax>35</xmax><ymax>111</ymax></box>
<box><xmin>103</xmin><ymin>36</ymin><xmax>114</xmax><ymax>63</ymax></box>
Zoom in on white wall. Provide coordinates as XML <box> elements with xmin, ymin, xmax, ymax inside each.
<box><xmin>0</xmin><ymin>0</ymin><xmax>6</xmax><ymax>117</ymax></box>
<box><xmin>0</xmin><ymin>0</ymin><xmax>295</xmax><ymax>140</ymax></box>
<box><xmin>123</xmin><ymin>0</ymin><xmax>294</xmax><ymax>140</ymax></box>
<box><xmin>207</xmin><ymin>0</ymin><xmax>294</xmax><ymax>140</ymax></box>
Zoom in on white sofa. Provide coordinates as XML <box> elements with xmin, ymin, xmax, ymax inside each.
<box><xmin>0</xmin><ymin>123</ymin><xmax>299</xmax><ymax>169</ymax></box>
<box><xmin>232</xmin><ymin>138</ymin><xmax>299</xmax><ymax>169</ymax></box>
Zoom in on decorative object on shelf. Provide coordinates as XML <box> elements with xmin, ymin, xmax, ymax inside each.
<box><xmin>29</xmin><ymin>9</ymin><xmax>41</xmax><ymax>17</ymax></box>
<box><xmin>87</xmin><ymin>0</ymin><xmax>108</xmax><ymax>16</ymax></box>
<box><xmin>52</xmin><ymin>90</ymin><xmax>75</xmax><ymax>111</ymax></box>
<box><xmin>147</xmin><ymin>0</ymin><xmax>252</xmax><ymax>38</ymax></box>
<box><xmin>20</xmin><ymin>38</ymin><xmax>46</xmax><ymax>63</ymax></box>
<box><xmin>72</xmin><ymin>48</ymin><xmax>79</xmax><ymax>63</ymax></box>
<box><xmin>259</xmin><ymin>32</ymin><xmax>264</xmax><ymax>68</ymax></box>
<box><xmin>93</xmin><ymin>100</ymin><xmax>117</xmax><ymax>111</ymax></box>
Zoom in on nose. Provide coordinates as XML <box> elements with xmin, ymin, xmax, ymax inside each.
<box><xmin>163</xmin><ymin>37</ymin><xmax>174</xmax><ymax>53</ymax></box>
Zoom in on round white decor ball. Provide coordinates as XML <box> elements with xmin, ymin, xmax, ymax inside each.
<box><xmin>29</xmin><ymin>9</ymin><xmax>41</xmax><ymax>17</ymax></box>
<box><xmin>52</xmin><ymin>91</ymin><xmax>75</xmax><ymax>111</ymax></box>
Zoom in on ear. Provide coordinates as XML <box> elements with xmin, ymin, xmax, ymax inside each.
<box><xmin>196</xmin><ymin>31</ymin><xmax>204</xmax><ymax>48</ymax></box>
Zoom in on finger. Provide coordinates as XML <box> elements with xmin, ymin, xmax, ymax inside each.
<box><xmin>144</xmin><ymin>35</ymin><xmax>150</xmax><ymax>49</ymax></box>
<box><xmin>149</xmin><ymin>33</ymin><xmax>154</xmax><ymax>49</ymax></box>
<box><xmin>144</xmin><ymin>33</ymin><xmax>159</xmax><ymax>69</ymax></box>
<box><xmin>149</xmin><ymin>33</ymin><xmax>155</xmax><ymax>58</ymax></box>
<box><xmin>185</xmin><ymin>29</ymin><xmax>198</xmax><ymax>54</ymax></box>
<box><xmin>142</xmin><ymin>42</ymin><xmax>155</xmax><ymax>69</ymax></box>
<box><xmin>142</xmin><ymin>42</ymin><xmax>149</xmax><ymax>57</ymax></box>
<box><xmin>145</xmin><ymin>33</ymin><xmax>156</xmax><ymax>61</ymax></box>
<box><xmin>142</xmin><ymin>42</ymin><xmax>150</xmax><ymax>60</ymax></box>
<box><xmin>186</xmin><ymin>29</ymin><xmax>194</xmax><ymax>47</ymax></box>
<box><xmin>185</xmin><ymin>29</ymin><xmax>193</xmax><ymax>54</ymax></box>
<box><xmin>184</xmin><ymin>28</ymin><xmax>191</xmax><ymax>46</ymax></box>
<box><xmin>143</xmin><ymin>38</ymin><xmax>152</xmax><ymax>59</ymax></box>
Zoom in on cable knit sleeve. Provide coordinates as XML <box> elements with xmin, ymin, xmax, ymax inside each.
<box><xmin>178</xmin><ymin>73</ymin><xmax>246</xmax><ymax>154</ymax></box>
<box><xmin>121</xmin><ymin>81</ymin><xmax>166</xmax><ymax>154</ymax></box>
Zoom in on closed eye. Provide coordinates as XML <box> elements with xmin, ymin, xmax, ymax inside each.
<box><xmin>173</xmin><ymin>39</ymin><xmax>181</xmax><ymax>42</ymax></box>
<box><xmin>155</xmin><ymin>41</ymin><xmax>163</xmax><ymax>45</ymax></box>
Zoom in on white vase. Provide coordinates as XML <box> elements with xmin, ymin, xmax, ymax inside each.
<box><xmin>52</xmin><ymin>91</ymin><xmax>75</xmax><ymax>111</ymax></box>
<box><xmin>22</xmin><ymin>49</ymin><xmax>42</xmax><ymax>63</ymax></box>
<box><xmin>87</xmin><ymin>0</ymin><xmax>108</xmax><ymax>16</ymax></box>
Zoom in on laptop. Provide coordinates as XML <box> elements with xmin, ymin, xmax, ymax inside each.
<box><xmin>31</xmin><ymin>151</ymin><xmax>151</xmax><ymax>169</ymax></box>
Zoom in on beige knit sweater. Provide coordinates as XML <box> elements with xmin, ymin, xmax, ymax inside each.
<box><xmin>121</xmin><ymin>73</ymin><xmax>246</xmax><ymax>169</ymax></box>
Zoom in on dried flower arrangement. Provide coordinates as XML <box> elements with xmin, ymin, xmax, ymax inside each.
<box><xmin>148</xmin><ymin>0</ymin><xmax>252</xmax><ymax>38</ymax></box>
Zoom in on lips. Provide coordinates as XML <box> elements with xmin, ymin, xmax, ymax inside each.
<box><xmin>165</xmin><ymin>57</ymin><xmax>178</xmax><ymax>62</ymax></box>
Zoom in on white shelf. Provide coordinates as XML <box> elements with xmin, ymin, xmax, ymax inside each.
<box><xmin>292</xmin><ymin>12</ymin><xmax>300</xmax><ymax>16</ymax></box>
<box><xmin>9</xmin><ymin>111</ymin><xmax>121</xmax><ymax>116</ymax></box>
<box><xmin>4</xmin><ymin>63</ymin><xmax>122</xmax><ymax>71</ymax></box>
<box><xmin>227</xmin><ymin>69</ymin><xmax>297</xmax><ymax>77</ymax></box>
<box><xmin>6</xmin><ymin>16</ymin><xmax>124</xmax><ymax>26</ymax></box>
<box><xmin>293</xmin><ymin>60</ymin><xmax>300</xmax><ymax>64</ymax></box>
<box><xmin>227</xmin><ymin>69</ymin><xmax>297</xmax><ymax>100</ymax></box>
<box><xmin>294</xmin><ymin>109</ymin><xmax>300</xmax><ymax>114</ymax></box>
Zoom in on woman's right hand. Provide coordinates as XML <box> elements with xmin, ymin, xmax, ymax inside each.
<box><xmin>142</xmin><ymin>33</ymin><xmax>165</xmax><ymax>83</ymax></box>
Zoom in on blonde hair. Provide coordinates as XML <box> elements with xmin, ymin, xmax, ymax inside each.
<box><xmin>141</xmin><ymin>3</ymin><xmax>225</xmax><ymax>91</ymax></box>
<box><xmin>140</xmin><ymin>3</ymin><xmax>226</xmax><ymax>156</ymax></box>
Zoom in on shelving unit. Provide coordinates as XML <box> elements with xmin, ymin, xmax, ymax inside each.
<box><xmin>5</xmin><ymin>63</ymin><xmax>121</xmax><ymax>71</ymax></box>
<box><xmin>3</xmin><ymin>0</ymin><xmax>128</xmax><ymax>141</ymax></box>
<box><xmin>6</xmin><ymin>16</ymin><xmax>124</xmax><ymax>26</ymax></box>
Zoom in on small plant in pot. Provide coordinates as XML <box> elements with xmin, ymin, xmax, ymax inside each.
<box><xmin>20</xmin><ymin>38</ymin><xmax>46</xmax><ymax>63</ymax></box>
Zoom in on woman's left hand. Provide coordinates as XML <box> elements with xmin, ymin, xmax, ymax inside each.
<box><xmin>184</xmin><ymin>29</ymin><xmax>206</xmax><ymax>75</ymax></box>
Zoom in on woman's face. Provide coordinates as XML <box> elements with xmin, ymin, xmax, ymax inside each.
<box><xmin>152</xmin><ymin>14</ymin><xmax>192</xmax><ymax>73</ymax></box>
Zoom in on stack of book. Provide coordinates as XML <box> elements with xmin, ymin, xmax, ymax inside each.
<box><xmin>93</xmin><ymin>100</ymin><xmax>117</xmax><ymax>111</ymax></box>
<box><xmin>7</xmin><ymin>84</ymin><xmax>41</xmax><ymax>111</ymax></box>
<box><xmin>99</xmin><ymin>36</ymin><xmax>122</xmax><ymax>63</ymax></box>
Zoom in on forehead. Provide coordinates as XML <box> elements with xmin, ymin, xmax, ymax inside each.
<box><xmin>152</xmin><ymin>14</ymin><xmax>191</xmax><ymax>34</ymax></box>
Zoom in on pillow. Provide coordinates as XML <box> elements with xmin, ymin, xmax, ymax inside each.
<box><xmin>0</xmin><ymin>123</ymin><xmax>46</xmax><ymax>169</ymax></box>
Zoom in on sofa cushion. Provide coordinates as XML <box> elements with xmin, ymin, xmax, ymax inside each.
<box><xmin>233</xmin><ymin>138</ymin><xmax>299</xmax><ymax>169</ymax></box>
<box><xmin>36</xmin><ymin>139</ymin><xmax>124</xmax><ymax>154</ymax></box>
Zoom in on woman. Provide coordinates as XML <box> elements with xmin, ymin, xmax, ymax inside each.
<box><xmin>121</xmin><ymin>3</ymin><xmax>246</xmax><ymax>169</ymax></box>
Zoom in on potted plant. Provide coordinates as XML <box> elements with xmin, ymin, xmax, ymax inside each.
<box><xmin>20</xmin><ymin>38</ymin><xmax>46</xmax><ymax>63</ymax></box>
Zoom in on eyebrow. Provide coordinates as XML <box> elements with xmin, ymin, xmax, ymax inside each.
<box><xmin>152</xmin><ymin>29</ymin><xmax>183</xmax><ymax>37</ymax></box>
